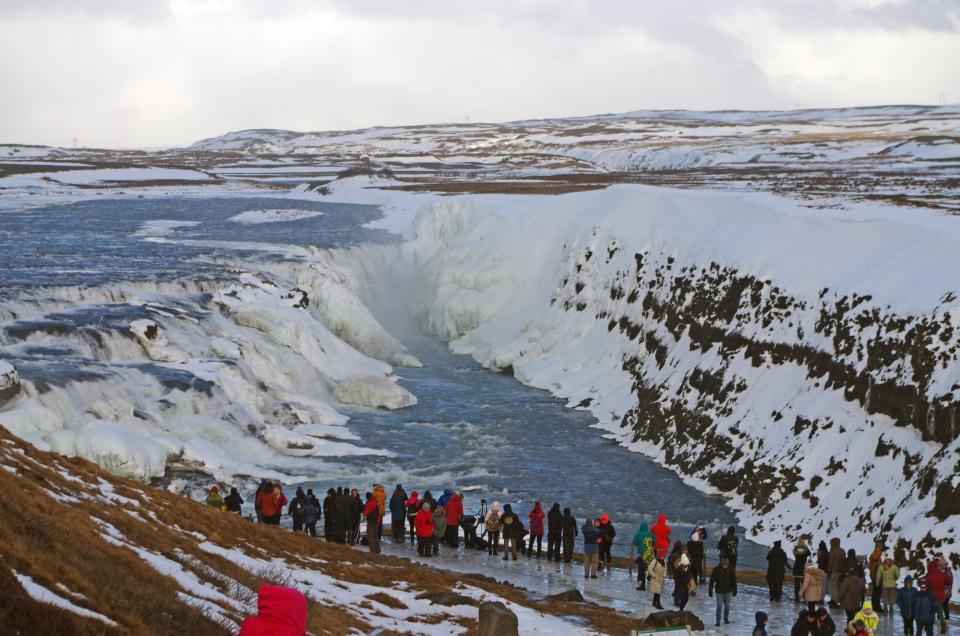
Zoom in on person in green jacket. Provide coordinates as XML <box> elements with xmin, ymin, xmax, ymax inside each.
<box><xmin>205</xmin><ymin>485</ymin><xmax>225</xmax><ymax>509</ymax></box>
<box><xmin>878</xmin><ymin>556</ymin><xmax>900</xmax><ymax>615</ymax></box>
<box><xmin>630</xmin><ymin>522</ymin><xmax>656</xmax><ymax>590</ymax></box>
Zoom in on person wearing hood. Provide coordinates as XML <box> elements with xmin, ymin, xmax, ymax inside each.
<box><xmin>897</xmin><ymin>575</ymin><xmax>917</xmax><ymax>636</ymax></box>
<box><xmin>793</xmin><ymin>537</ymin><xmax>812</xmax><ymax>602</ymax></box>
<box><xmin>709</xmin><ymin>557</ymin><xmax>737</xmax><ymax>626</ymax></box>
<box><xmin>224</xmin><ymin>487</ymin><xmax>244</xmax><ymax>515</ymax></box>
<box><xmin>432</xmin><ymin>504</ymin><xmax>447</xmax><ymax>555</ymax></box>
<box><xmin>651</xmin><ymin>514</ymin><xmax>671</xmax><ymax>559</ymax></box>
<box><xmin>421</xmin><ymin>490</ymin><xmax>436</xmax><ymax>513</ymax></box>
<box><xmin>597</xmin><ymin>513</ymin><xmax>615</xmax><ymax>571</ymax></box>
<box><xmin>582</xmin><ymin>517</ymin><xmax>600</xmax><ymax>579</ymax></box>
<box><xmin>362</xmin><ymin>492</ymin><xmax>381</xmax><ymax>554</ymax></box>
<box><xmin>850</xmin><ymin>600</ymin><xmax>879</xmax><ymax>635</ymax></box>
<box><xmin>718</xmin><ymin>525</ymin><xmax>740</xmax><ymax>571</ymax></box>
<box><xmin>445</xmin><ymin>492</ymin><xmax>463</xmax><ymax>548</ymax></box>
<box><xmin>484</xmin><ymin>501</ymin><xmax>502</xmax><ymax>555</ymax></box>
<box><xmin>800</xmin><ymin>561</ymin><xmax>827</xmax><ymax>613</ymax></box>
<box><xmin>373</xmin><ymin>483</ymin><xmax>386</xmax><ymax>536</ymax></box>
<box><xmin>673</xmin><ymin>557</ymin><xmax>694</xmax><ymax>611</ymax></box>
<box><xmin>925</xmin><ymin>559</ymin><xmax>948</xmax><ymax>632</ymax></box>
<box><xmin>827</xmin><ymin>538</ymin><xmax>846</xmax><ymax>607</ymax></box>
<box><xmin>389</xmin><ymin>485</ymin><xmax>407</xmax><ymax>543</ymax></box>
<box><xmin>288</xmin><ymin>487</ymin><xmax>306</xmax><ymax>532</ymax></box>
<box><xmin>839</xmin><ymin>566</ymin><xmax>866</xmax><ymax>623</ymax></box>
<box><xmin>561</xmin><ymin>507</ymin><xmax>578</xmax><ymax>562</ymax></box>
<box><xmin>238</xmin><ymin>584</ymin><xmax>307</xmax><ymax>636</ymax></box>
<box><xmin>817</xmin><ymin>540</ymin><xmax>830</xmax><ymax>571</ymax></box>
<box><xmin>527</xmin><ymin>501</ymin><xmax>545</xmax><ymax>558</ymax></box>
<box><xmin>667</xmin><ymin>541</ymin><xmax>684</xmax><ymax>577</ymax></box>
<box><xmin>206</xmin><ymin>485</ymin><xmax>225</xmax><ymax>510</ymax></box>
<box><xmin>302</xmin><ymin>489</ymin><xmax>319</xmax><ymax>536</ymax></box>
<box><xmin>753</xmin><ymin>610</ymin><xmax>769</xmax><ymax>636</ymax></box>
<box><xmin>815</xmin><ymin>607</ymin><xmax>837</xmax><ymax>636</ymax></box>
<box><xmin>767</xmin><ymin>540</ymin><xmax>790</xmax><ymax>601</ymax></box>
<box><xmin>648</xmin><ymin>554</ymin><xmax>667</xmax><ymax>609</ymax></box>
<box><xmin>546</xmin><ymin>503</ymin><xmax>563</xmax><ymax>561</ymax></box>
<box><xmin>437</xmin><ymin>488</ymin><xmax>453</xmax><ymax>509</ymax></box>
<box><xmin>631</xmin><ymin>521</ymin><xmax>655</xmax><ymax>589</ymax></box>
<box><xmin>405</xmin><ymin>491</ymin><xmax>420</xmax><ymax>544</ymax></box>
<box><xmin>878</xmin><ymin>556</ymin><xmax>900</xmax><ymax>615</ymax></box>
<box><xmin>844</xmin><ymin>548</ymin><xmax>866</xmax><ymax>581</ymax></box>
<box><xmin>414</xmin><ymin>502</ymin><xmax>434</xmax><ymax>557</ymax></box>
<box><xmin>914</xmin><ymin>578</ymin><xmax>941</xmax><ymax>636</ymax></box>
<box><xmin>499</xmin><ymin>503</ymin><xmax>521</xmax><ymax>560</ymax></box>
<box><xmin>688</xmin><ymin>526</ymin><xmax>707</xmax><ymax>584</ymax></box>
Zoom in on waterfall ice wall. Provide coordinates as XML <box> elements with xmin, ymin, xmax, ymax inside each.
<box><xmin>385</xmin><ymin>185</ymin><xmax>960</xmax><ymax>562</ymax></box>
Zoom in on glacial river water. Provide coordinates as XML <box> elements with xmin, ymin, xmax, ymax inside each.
<box><xmin>0</xmin><ymin>194</ymin><xmax>768</xmax><ymax>568</ymax></box>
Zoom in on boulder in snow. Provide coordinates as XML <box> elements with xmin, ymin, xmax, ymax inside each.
<box><xmin>130</xmin><ymin>319</ymin><xmax>187</xmax><ymax>362</ymax></box>
<box><xmin>477</xmin><ymin>601</ymin><xmax>518</xmax><ymax>636</ymax></box>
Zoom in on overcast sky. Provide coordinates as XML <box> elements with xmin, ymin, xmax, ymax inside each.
<box><xmin>1</xmin><ymin>0</ymin><xmax>958</xmax><ymax>148</ymax></box>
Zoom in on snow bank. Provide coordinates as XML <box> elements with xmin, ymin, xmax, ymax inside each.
<box><xmin>334</xmin><ymin>375</ymin><xmax>417</xmax><ymax>410</ymax></box>
<box><xmin>13</xmin><ymin>571</ymin><xmax>117</xmax><ymax>627</ymax></box>
<box><xmin>46</xmin><ymin>421</ymin><xmax>168</xmax><ymax>481</ymax></box>
<box><xmin>343</xmin><ymin>183</ymin><xmax>960</xmax><ymax>561</ymax></box>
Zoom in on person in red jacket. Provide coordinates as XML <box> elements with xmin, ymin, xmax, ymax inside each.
<box><xmin>405</xmin><ymin>491</ymin><xmax>420</xmax><ymax>544</ymax></box>
<box><xmin>926</xmin><ymin>558</ymin><xmax>949</xmax><ymax>630</ymax></box>
<box><xmin>445</xmin><ymin>493</ymin><xmax>463</xmax><ymax>548</ymax></box>
<box><xmin>239</xmin><ymin>584</ymin><xmax>306</xmax><ymax>636</ymax></box>
<box><xmin>527</xmin><ymin>501</ymin><xmax>545</xmax><ymax>558</ymax></box>
<box><xmin>257</xmin><ymin>483</ymin><xmax>288</xmax><ymax>526</ymax></box>
<box><xmin>414</xmin><ymin>503</ymin><xmax>435</xmax><ymax>557</ymax></box>
<box><xmin>651</xmin><ymin>514</ymin><xmax>671</xmax><ymax>559</ymax></box>
<box><xmin>363</xmin><ymin>492</ymin><xmax>382</xmax><ymax>554</ymax></box>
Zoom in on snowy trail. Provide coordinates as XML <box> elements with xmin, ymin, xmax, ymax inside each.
<box><xmin>375</xmin><ymin>541</ymin><xmax>959</xmax><ymax>636</ymax></box>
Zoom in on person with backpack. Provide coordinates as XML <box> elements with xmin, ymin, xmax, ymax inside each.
<box><xmin>648</xmin><ymin>554</ymin><xmax>666</xmax><ymax>609</ymax></box>
<box><xmin>688</xmin><ymin>526</ymin><xmax>707</xmax><ymax>584</ymax></box>
<box><xmin>767</xmin><ymin>540</ymin><xmax>790</xmax><ymax>601</ymax></box>
<box><xmin>652</xmin><ymin>514</ymin><xmax>671</xmax><ymax>559</ymax></box>
<box><xmin>718</xmin><ymin>526</ymin><xmax>739</xmax><ymax>571</ymax></box>
<box><xmin>582</xmin><ymin>517</ymin><xmax>600</xmax><ymax>579</ymax></box>
<box><xmin>484</xmin><ymin>501</ymin><xmax>502</xmax><ymax>556</ymax></box>
<box><xmin>597</xmin><ymin>514</ymin><xmax>615</xmax><ymax>572</ymax></box>
<box><xmin>302</xmin><ymin>489</ymin><xmax>319</xmax><ymax>536</ymax></box>
<box><xmin>389</xmin><ymin>486</ymin><xmax>406</xmax><ymax>543</ymax></box>
<box><xmin>631</xmin><ymin>521</ymin><xmax>655</xmax><ymax>589</ymax></box>
<box><xmin>546</xmin><ymin>503</ymin><xmax>563</xmax><ymax>560</ymax></box>
<box><xmin>224</xmin><ymin>487</ymin><xmax>243</xmax><ymax>515</ymax></box>
<box><xmin>414</xmin><ymin>502</ymin><xmax>434</xmax><ymax>557</ymax></box>
<box><xmin>897</xmin><ymin>576</ymin><xmax>918</xmax><ymax>636</ymax></box>
<box><xmin>709</xmin><ymin>557</ymin><xmax>737</xmax><ymax>626</ymax></box>
<box><xmin>405</xmin><ymin>490</ymin><xmax>420</xmax><ymax>543</ymax></box>
<box><xmin>499</xmin><ymin>504</ymin><xmax>521</xmax><ymax>560</ymax></box>
<box><xmin>793</xmin><ymin>537</ymin><xmax>812</xmax><ymax>602</ymax></box>
<box><xmin>561</xmin><ymin>507</ymin><xmax>578</xmax><ymax>563</ymax></box>
<box><xmin>288</xmin><ymin>487</ymin><xmax>306</xmax><ymax>532</ymax></box>
<box><xmin>527</xmin><ymin>501</ymin><xmax>545</xmax><ymax>558</ymax></box>
<box><xmin>914</xmin><ymin>578</ymin><xmax>942</xmax><ymax>636</ymax></box>
<box><xmin>445</xmin><ymin>492</ymin><xmax>463</xmax><ymax>548</ymax></box>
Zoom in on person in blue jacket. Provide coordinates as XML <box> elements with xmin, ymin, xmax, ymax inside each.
<box><xmin>582</xmin><ymin>518</ymin><xmax>600</xmax><ymax>579</ymax></box>
<box><xmin>914</xmin><ymin>579</ymin><xmax>941</xmax><ymax>636</ymax></box>
<box><xmin>897</xmin><ymin>575</ymin><xmax>918</xmax><ymax>636</ymax></box>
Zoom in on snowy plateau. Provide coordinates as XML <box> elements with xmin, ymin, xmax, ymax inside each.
<box><xmin>1</xmin><ymin>104</ymin><xmax>960</xmax><ymax>569</ymax></box>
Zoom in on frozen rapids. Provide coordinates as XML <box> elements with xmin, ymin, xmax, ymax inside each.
<box><xmin>0</xmin><ymin>193</ymin><xmax>766</xmax><ymax>564</ymax></box>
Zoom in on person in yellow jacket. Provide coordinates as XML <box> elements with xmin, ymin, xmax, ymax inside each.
<box><xmin>205</xmin><ymin>485</ymin><xmax>225</xmax><ymax>510</ymax></box>
<box><xmin>877</xmin><ymin>557</ymin><xmax>899</xmax><ymax>615</ymax></box>
<box><xmin>849</xmin><ymin>600</ymin><xmax>880</xmax><ymax>635</ymax></box>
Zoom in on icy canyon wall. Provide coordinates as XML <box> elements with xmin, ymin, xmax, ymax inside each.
<box><xmin>367</xmin><ymin>184</ymin><xmax>960</xmax><ymax>562</ymax></box>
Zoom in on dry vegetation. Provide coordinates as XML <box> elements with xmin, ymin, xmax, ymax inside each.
<box><xmin>0</xmin><ymin>429</ymin><xmax>650</xmax><ymax>635</ymax></box>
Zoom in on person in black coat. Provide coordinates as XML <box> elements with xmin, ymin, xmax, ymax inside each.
<box><xmin>322</xmin><ymin>488</ymin><xmax>336</xmax><ymax>541</ymax></box>
<box><xmin>224</xmin><ymin>487</ymin><xmax>243</xmax><ymax>515</ymax></box>
<box><xmin>767</xmin><ymin>540</ymin><xmax>789</xmax><ymax>601</ymax></box>
<box><xmin>561</xmin><ymin>508</ymin><xmax>578</xmax><ymax>562</ymax></box>
<box><xmin>288</xmin><ymin>487</ymin><xmax>306</xmax><ymax>532</ymax></box>
<box><xmin>546</xmin><ymin>503</ymin><xmax>563</xmax><ymax>561</ymax></box>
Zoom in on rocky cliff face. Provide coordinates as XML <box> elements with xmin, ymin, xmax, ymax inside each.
<box><xmin>402</xmin><ymin>185</ymin><xmax>960</xmax><ymax>564</ymax></box>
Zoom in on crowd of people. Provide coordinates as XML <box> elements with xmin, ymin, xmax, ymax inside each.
<box><xmin>203</xmin><ymin>481</ymin><xmax>955</xmax><ymax>636</ymax></box>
